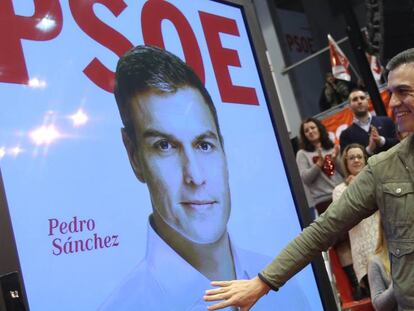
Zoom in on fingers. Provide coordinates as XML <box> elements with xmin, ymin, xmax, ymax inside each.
<box><xmin>210</xmin><ymin>280</ymin><xmax>232</xmax><ymax>287</ymax></box>
<box><xmin>204</xmin><ymin>291</ymin><xmax>232</xmax><ymax>302</ymax></box>
<box><xmin>207</xmin><ymin>300</ymin><xmax>232</xmax><ymax>310</ymax></box>
<box><xmin>204</xmin><ymin>287</ymin><xmax>234</xmax><ymax>311</ymax></box>
<box><xmin>205</xmin><ymin>286</ymin><xmax>230</xmax><ymax>297</ymax></box>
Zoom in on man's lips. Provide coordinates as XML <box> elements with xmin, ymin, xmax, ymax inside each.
<box><xmin>181</xmin><ymin>200</ymin><xmax>216</xmax><ymax>205</ymax></box>
<box><xmin>395</xmin><ymin>110</ymin><xmax>411</xmax><ymax>118</ymax></box>
<box><xmin>180</xmin><ymin>200</ymin><xmax>217</xmax><ymax>209</ymax></box>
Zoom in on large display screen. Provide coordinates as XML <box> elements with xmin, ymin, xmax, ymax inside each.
<box><xmin>0</xmin><ymin>1</ymin><xmax>325</xmax><ymax>310</ymax></box>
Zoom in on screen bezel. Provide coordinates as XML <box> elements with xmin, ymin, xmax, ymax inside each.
<box><xmin>0</xmin><ymin>170</ymin><xmax>29</xmax><ymax>309</ymax></box>
<box><xmin>0</xmin><ymin>0</ymin><xmax>336</xmax><ymax>309</ymax></box>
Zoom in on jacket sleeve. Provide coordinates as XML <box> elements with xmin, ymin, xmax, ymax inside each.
<box><xmin>259</xmin><ymin>163</ymin><xmax>378</xmax><ymax>290</ymax></box>
<box><xmin>296</xmin><ymin>150</ymin><xmax>321</xmax><ymax>186</ymax></box>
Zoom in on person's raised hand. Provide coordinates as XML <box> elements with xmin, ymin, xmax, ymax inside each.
<box><xmin>316</xmin><ymin>148</ymin><xmax>324</xmax><ymax>168</ymax></box>
<box><xmin>368</xmin><ymin>128</ymin><xmax>377</xmax><ymax>153</ymax></box>
<box><xmin>370</xmin><ymin>126</ymin><xmax>381</xmax><ymax>144</ymax></box>
<box><xmin>204</xmin><ymin>277</ymin><xmax>270</xmax><ymax>311</ymax></box>
<box><xmin>332</xmin><ymin>144</ymin><xmax>340</xmax><ymax>162</ymax></box>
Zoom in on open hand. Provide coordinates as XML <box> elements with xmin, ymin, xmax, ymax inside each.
<box><xmin>370</xmin><ymin>126</ymin><xmax>381</xmax><ymax>144</ymax></box>
<box><xmin>316</xmin><ymin>148</ymin><xmax>324</xmax><ymax>168</ymax></box>
<box><xmin>368</xmin><ymin>127</ymin><xmax>378</xmax><ymax>152</ymax></box>
<box><xmin>204</xmin><ymin>277</ymin><xmax>270</xmax><ymax>311</ymax></box>
<box><xmin>332</xmin><ymin>144</ymin><xmax>340</xmax><ymax>162</ymax></box>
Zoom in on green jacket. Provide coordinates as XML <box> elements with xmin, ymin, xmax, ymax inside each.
<box><xmin>260</xmin><ymin>135</ymin><xmax>414</xmax><ymax>310</ymax></box>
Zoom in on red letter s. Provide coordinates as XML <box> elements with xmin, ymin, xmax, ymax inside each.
<box><xmin>69</xmin><ymin>0</ymin><xmax>133</xmax><ymax>93</ymax></box>
<box><xmin>0</xmin><ymin>0</ymin><xmax>62</xmax><ymax>85</ymax></box>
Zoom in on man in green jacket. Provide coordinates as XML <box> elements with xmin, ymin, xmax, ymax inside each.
<box><xmin>204</xmin><ymin>48</ymin><xmax>414</xmax><ymax>311</ymax></box>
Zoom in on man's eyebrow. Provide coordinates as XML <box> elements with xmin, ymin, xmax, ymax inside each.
<box><xmin>195</xmin><ymin>131</ymin><xmax>219</xmax><ymax>141</ymax></box>
<box><xmin>142</xmin><ymin>129</ymin><xmax>175</xmax><ymax>141</ymax></box>
<box><xmin>387</xmin><ymin>84</ymin><xmax>414</xmax><ymax>92</ymax></box>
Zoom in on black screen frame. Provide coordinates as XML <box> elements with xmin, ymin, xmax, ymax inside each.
<box><xmin>0</xmin><ymin>170</ymin><xmax>29</xmax><ymax>310</ymax></box>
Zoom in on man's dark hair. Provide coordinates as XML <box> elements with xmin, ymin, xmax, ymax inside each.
<box><xmin>348</xmin><ymin>88</ymin><xmax>367</xmax><ymax>99</ymax></box>
<box><xmin>299</xmin><ymin>117</ymin><xmax>334</xmax><ymax>152</ymax></box>
<box><xmin>114</xmin><ymin>45</ymin><xmax>222</xmax><ymax>145</ymax></box>
<box><xmin>386</xmin><ymin>48</ymin><xmax>414</xmax><ymax>72</ymax></box>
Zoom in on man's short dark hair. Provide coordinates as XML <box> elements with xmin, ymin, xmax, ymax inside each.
<box><xmin>114</xmin><ymin>45</ymin><xmax>223</xmax><ymax>145</ymax></box>
<box><xmin>348</xmin><ymin>88</ymin><xmax>367</xmax><ymax>98</ymax></box>
<box><xmin>386</xmin><ymin>48</ymin><xmax>414</xmax><ymax>72</ymax></box>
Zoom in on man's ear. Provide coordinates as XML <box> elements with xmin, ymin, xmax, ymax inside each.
<box><xmin>121</xmin><ymin>128</ymin><xmax>145</xmax><ymax>183</ymax></box>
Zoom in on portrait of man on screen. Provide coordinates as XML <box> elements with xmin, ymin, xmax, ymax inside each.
<box><xmin>99</xmin><ymin>45</ymin><xmax>308</xmax><ymax>310</ymax></box>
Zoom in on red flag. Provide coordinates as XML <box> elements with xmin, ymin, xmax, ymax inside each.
<box><xmin>328</xmin><ymin>34</ymin><xmax>351</xmax><ymax>81</ymax></box>
<box><xmin>367</xmin><ymin>53</ymin><xmax>383</xmax><ymax>85</ymax></box>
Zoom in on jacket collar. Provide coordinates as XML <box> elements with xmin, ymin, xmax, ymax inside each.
<box><xmin>397</xmin><ymin>134</ymin><xmax>414</xmax><ymax>182</ymax></box>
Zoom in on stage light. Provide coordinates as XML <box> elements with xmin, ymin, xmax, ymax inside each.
<box><xmin>0</xmin><ymin>147</ymin><xmax>5</xmax><ymax>159</ymax></box>
<box><xmin>10</xmin><ymin>146</ymin><xmax>23</xmax><ymax>157</ymax></box>
<box><xmin>69</xmin><ymin>109</ymin><xmax>89</xmax><ymax>127</ymax></box>
<box><xmin>28</xmin><ymin>77</ymin><xmax>47</xmax><ymax>89</ymax></box>
<box><xmin>36</xmin><ymin>15</ymin><xmax>57</xmax><ymax>31</ymax></box>
<box><xmin>29</xmin><ymin>125</ymin><xmax>61</xmax><ymax>146</ymax></box>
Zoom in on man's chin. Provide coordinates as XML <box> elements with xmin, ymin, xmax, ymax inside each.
<box><xmin>398</xmin><ymin>123</ymin><xmax>414</xmax><ymax>133</ymax></box>
<box><xmin>355</xmin><ymin>111</ymin><xmax>368</xmax><ymax>118</ymax></box>
<box><xmin>181</xmin><ymin>228</ymin><xmax>227</xmax><ymax>245</ymax></box>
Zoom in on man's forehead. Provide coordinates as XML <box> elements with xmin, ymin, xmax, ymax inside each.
<box><xmin>387</xmin><ymin>63</ymin><xmax>414</xmax><ymax>91</ymax></box>
<box><xmin>349</xmin><ymin>91</ymin><xmax>366</xmax><ymax>100</ymax></box>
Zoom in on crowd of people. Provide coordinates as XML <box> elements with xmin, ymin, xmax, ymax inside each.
<box><xmin>289</xmin><ymin>87</ymin><xmax>400</xmax><ymax>307</ymax></box>
<box><xmin>204</xmin><ymin>48</ymin><xmax>414</xmax><ymax>311</ymax></box>
<box><xmin>296</xmin><ymin>91</ymin><xmax>398</xmax><ymax>305</ymax></box>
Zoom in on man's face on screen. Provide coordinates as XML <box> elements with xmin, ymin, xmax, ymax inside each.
<box><xmin>128</xmin><ymin>87</ymin><xmax>231</xmax><ymax>244</ymax></box>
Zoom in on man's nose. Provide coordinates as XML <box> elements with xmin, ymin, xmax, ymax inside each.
<box><xmin>182</xmin><ymin>150</ymin><xmax>206</xmax><ymax>186</ymax></box>
<box><xmin>389</xmin><ymin>93</ymin><xmax>401</xmax><ymax>108</ymax></box>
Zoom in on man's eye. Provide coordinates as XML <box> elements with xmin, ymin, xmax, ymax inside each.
<box><xmin>154</xmin><ymin>140</ymin><xmax>174</xmax><ymax>151</ymax></box>
<box><xmin>396</xmin><ymin>88</ymin><xmax>412</xmax><ymax>96</ymax></box>
<box><xmin>197</xmin><ymin>141</ymin><xmax>214</xmax><ymax>152</ymax></box>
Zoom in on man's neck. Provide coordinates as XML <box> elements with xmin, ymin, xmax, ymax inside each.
<box><xmin>355</xmin><ymin>112</ymin><xmax>370</xmax><ymax>123</ymax></box>
<box><xmin>151</xmin><ymin>213</ymin><xmax>236</xmax><ymax>281</ymax></box>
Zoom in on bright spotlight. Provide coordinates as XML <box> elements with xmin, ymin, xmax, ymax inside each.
<box><xmin>10</xmin><ymin>146</ymin><xmax>23</xmax><ymax>157</ymax></box>
<box><xmin>28</xmin><ymin>77</ymin><xmax>47</xmax><ymax>88</ymax></box>
<box><xmin>29</xmin><ymin>125</ymin><xmax>61</xmax><ymax>146</ymax></box>
<box><xmin>36</xmin><ymin>15</ymin><xmax>56</xmax><ymax>31</ymax></box>
<box><xmin>69</xmin><ymin>109</ymin><xmax>89</xmax><ymax>127</ymax></box>
<box><xmin>0</xmin><ymin>147</ymin><xmax>5</xmax><ymax>159</ymax></box>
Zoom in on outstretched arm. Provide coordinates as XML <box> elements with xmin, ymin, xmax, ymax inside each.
<box><xmin>204</xmin><ymin>163</ymin><xmax>378</xmax><ymax>310</ymax></box>
<box><xmin>204</xmin><ymin>276</ymin><xmax>270</xmax><ymax>311</ymax></box>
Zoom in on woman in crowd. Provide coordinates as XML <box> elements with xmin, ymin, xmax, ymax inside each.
<box><xmin>333</xmin><ymin>143</ymin><xmax>379</xmax><ymax>299</ymax></box>
<box><xmin>368</xmin><ymin>218</ymin><xmax>397</xmax><ymax>311</ymax></box>
<box><xmin>296</xmin><ymin>117</ymin><xmax>343</xmax><ymax>215</ymax></box>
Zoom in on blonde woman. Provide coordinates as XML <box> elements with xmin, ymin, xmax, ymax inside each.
<box><xmin>332</xmin><ymin>143</ymin><xmax>379</xmax><ymax>298</ymax></box>
<box><xmin>368</xmin><ymin>219</ymin><xmax>397</xmax><ymax>311</ymax></box>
